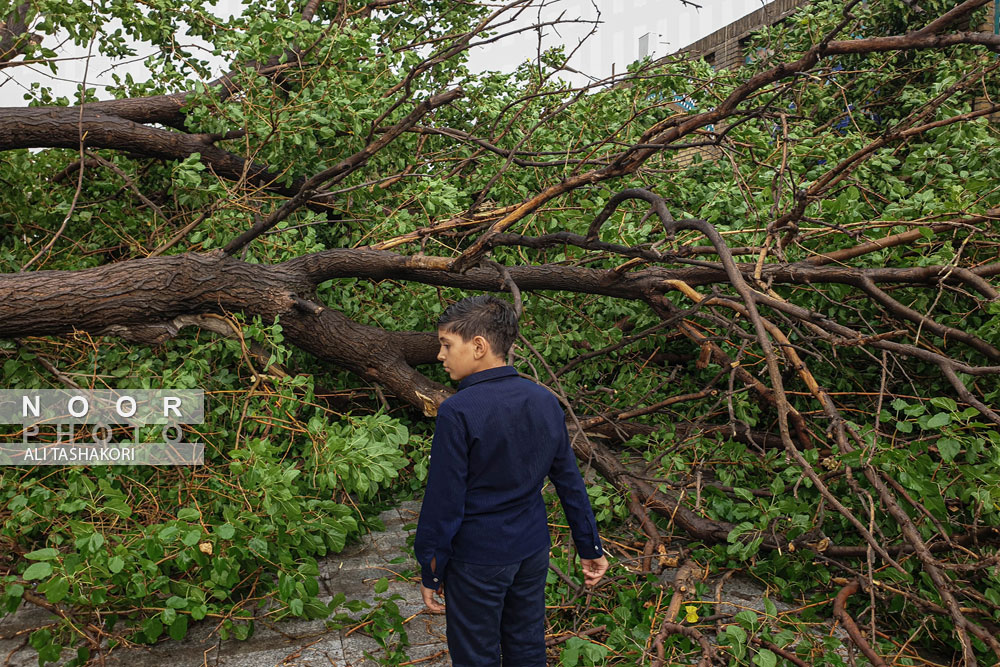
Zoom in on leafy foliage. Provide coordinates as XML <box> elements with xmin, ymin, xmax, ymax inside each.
<box><xmin>1</xmin><ymin>0</ymin><xmax>999</xmax><ymax>664</ymax></box>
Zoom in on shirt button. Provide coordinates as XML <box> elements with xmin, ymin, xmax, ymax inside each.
<box><xmin>433</xmin><ymin>578</ymin><xmax>438</xmax><ymax>582</ymax></box>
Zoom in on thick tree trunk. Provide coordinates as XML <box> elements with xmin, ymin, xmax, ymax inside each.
<box><xmin>0</xmin><ymin>250</ymin><xmax>449</xmax><ymax>413</ymax></box>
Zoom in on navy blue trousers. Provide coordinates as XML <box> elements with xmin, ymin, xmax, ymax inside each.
<box><xmin>444</xmin><ymin>546</ymin><xmax>549</xmax><ymax>667</ymax></box>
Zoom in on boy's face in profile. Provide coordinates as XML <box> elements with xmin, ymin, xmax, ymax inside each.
<box><xmin>437</xmin><ymin>328</ymin><xmax>487</xmax><ymax>381</ymax></box>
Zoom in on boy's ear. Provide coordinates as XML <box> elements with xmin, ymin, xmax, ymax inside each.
<box><xmin>472</xmin><ymin>335</ymin><xmax>491</xmax><ymax>359</ymax></box>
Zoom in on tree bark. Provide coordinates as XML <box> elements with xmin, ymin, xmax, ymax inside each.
<box><xmin>0</xmin><ymin>108</ymin><xmax>302</xmax><ymax>197</ymax></box>
<box><xmin>0</xmin><ymin>250</ymin><xmax>449</xmax><ymax>414</ymax></box>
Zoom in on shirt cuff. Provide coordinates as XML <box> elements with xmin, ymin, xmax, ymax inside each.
<box><xmin>575</xmin><ymin>537</ymin><xmax>603</xmax><ymax>560</ymax></box>
<box><xmin>421</xmin><ymin>562</ymin><xmax>444</xmax><ymax>589</ymax></box>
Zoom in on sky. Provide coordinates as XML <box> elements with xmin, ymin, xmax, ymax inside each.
<box><xmin>0</xmin><ymin>0</ymin><xmax>768</xmax><ymax>104</ymax></box>
<box><xmin>466</xmin><ymin>0</ymin><xmax>768</xmax><ymax>84</ymax></box>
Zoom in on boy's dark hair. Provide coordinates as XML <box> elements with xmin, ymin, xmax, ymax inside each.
<box><xmin>438</xmin><ymin>295</ymin><xmax>518</xmax><ymax>357</ymax></box>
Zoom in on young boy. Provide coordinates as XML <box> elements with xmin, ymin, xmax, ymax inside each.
<box><xmin>414</xmin><ymin>295</ymin><xmax>609</xmax><ymax>667</ymax></box>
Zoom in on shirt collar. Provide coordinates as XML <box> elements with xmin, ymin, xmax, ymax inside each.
<box><xmin>457</xmin><ymin>365</ymin><xmax>518</xmax><ymax>391</ymax></box>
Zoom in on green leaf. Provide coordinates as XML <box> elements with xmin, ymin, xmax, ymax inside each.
<box><xmin>166</xmin><ymin>596</ymin><xmax>188</xmax><ymax>609</ymax></box>
<box><xmin>728</xmin><ymin>626</ymin><xmax>747</xmax><ymax>644</ymax></box>
<box><xmin>232</xmin><ymin>622</ymin><xmax>252</xmax><ymax>641</ymax></box>
<box><xmin>937</xmin><ymin>438</ymin><xmax>961</xmax><ymax>462</ymax></box>
<box><xmin>23</xmin><ymin>562</ymin><xmax>54</xmax><ymax>580</ymax></box>
<box><xmin>216</xmin><ymin>524</ymin><xmax>236</xmax><ymax>539</ymax></box>
<box><xmin>39</xmin><ymin>644</ymin><xmax>62</xmax><ymax>663</ymax></box>
<box><xmin>5</xmin><ymin>583</ymin><xmax>24</xmax><ymax>603</ymax></box>
<box><xmin>168</xmin><ymin>615</ymin><xmax>189</xmax><ymax>641</ymax></box>
<box><xmin>374</xmin><ymin>577</ymin><xmax>389</xmax><ymax>594</ymax></box>
<box><xmin>101</xmin><ymin>499</ymin><xmax>132</xmax><ymax>518</ymax></box>
<box><xmin>764</xmin><ymin>597</ymin><xmax>777</xmax><ymax>618</ymax></box>
<box><xmin>143</xmin><ymin>616</ymin><xmax>163</xmax><ymax>642</ymax></box>
<box><xmin>177</xmin><ymin>508</ymin><xmax>201</xmax><ymax>521</ymax></box>
<box><xmin>328</xmin><ymin>593</ymin><xmax>347</xmax><ymax>612</ymax></box>
<box><xmin>930</xmin><ymin>397</ymin><xmax>957</xmax><ymax>412</ymax></box>
<box><xmin>753</xmin><ymin>648</ymin><xmax>777</xmax><ymax>667</ymax></box>
<box><xmin>769</xmin><ymin>477</ymin><xmax>785</xmax><ymax>495</ymax></box>
<box><xmin>40</xmin><ymin>576</ymin><xmax>70</xmax><ymax>604</ymax></box>
<box><xmin>345</xmin><ymin>599</ymin><xmax>369</xmax><ymax>613</ymax></box>
<box><xmin>925</xmin><ymin>412</ymin><xmax>950</xmax><ymax>429</ymax></box>
<box><xmin>108</xmin><ymin>556</ymin><xmax>125</xmax><ymax>574</ymax></box>
<box><xmin>29</xmin><ymin>628</ymin><xmax>52</xmax><ymax>651</ymax></box>
<box><xmin>24</xmin><ymin>548</ymin><xmax>60</xmax><ymax>561</ymax></box>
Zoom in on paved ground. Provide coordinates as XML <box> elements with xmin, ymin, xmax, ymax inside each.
<box><xmin>0</xmin><ymin>500</ymin><xmax>448</xmax><ymax>667</ymax></box>
<box><xmin>1</xmin><ymin>500</ymin><xmax>850</xmax><ymax>666</ymax></box>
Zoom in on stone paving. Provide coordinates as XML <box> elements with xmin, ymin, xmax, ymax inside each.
<box><xmin>0</xmin><ymin>500</ymin><xmax>449</xmax><ymax>667</ymax></box>
<box><xmin>1</xmin><ymin>499</ymin><xmax>851</xmax><ymax>666</ymax></box>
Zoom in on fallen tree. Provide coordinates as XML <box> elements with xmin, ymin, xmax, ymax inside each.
<box><xmin>1</xmin><ymin>0</ymin><xmax>999</xmax><ymax>664</ymax></box>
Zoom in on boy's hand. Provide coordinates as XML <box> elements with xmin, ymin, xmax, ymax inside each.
<box><xmin>581</xmin><ymin>555</ymin><xmax>609</xmax><ymax>587</ymax></box>
<box><xmin>421</xmin><ymin>584</ymin><xmax>445</xmax><ymax>613</ymax></box>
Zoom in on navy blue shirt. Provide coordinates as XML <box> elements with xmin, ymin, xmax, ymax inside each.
<box><xmin>414</xmin><ymin>365</ymin><xmax>603</xmax><ymax>589</ymax></box>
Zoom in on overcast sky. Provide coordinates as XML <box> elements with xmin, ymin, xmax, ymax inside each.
<box><xmin>1</xmin><ymin>1</ymin><xmax>768</xmax><ymax>103</ymax></box>
<box><xmin>466</xmin><ymin>0</ymin><xmax>767</xmax><ymax>83</ymax></box>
